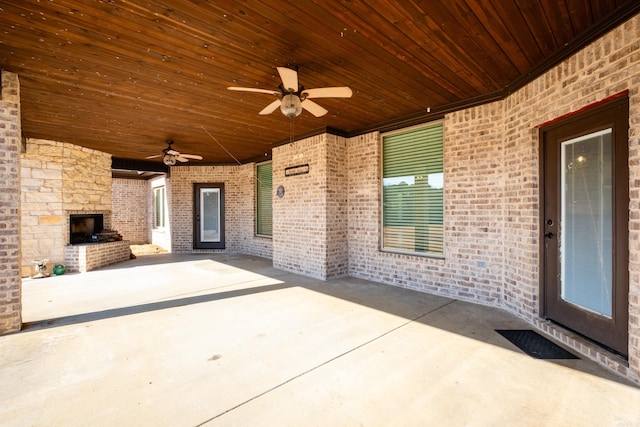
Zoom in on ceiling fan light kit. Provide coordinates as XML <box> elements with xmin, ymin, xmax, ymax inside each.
<box><xmin>163</xmin><ymin>154</ymin><xmax>177</xmax><ymax>166</ymax></box>
<box><xmin>281</xmin><ymin>94</ymin><xmax>302</xmax><ymax>117</ymax></box>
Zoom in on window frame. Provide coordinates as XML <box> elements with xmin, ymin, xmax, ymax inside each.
<box><xmin>153</xmin><ymin>186</ymin><xmax>166</xmax><ymax>230</ymax></box>
<box><xmin>380</xmin><ymin>121</ymin><xmax>445</xmax><ymax>258</ymax></box>
<box><xmin>256</xmin><ymin>160</ymin><xmax>273</xmax><ymax>238</ymax></box>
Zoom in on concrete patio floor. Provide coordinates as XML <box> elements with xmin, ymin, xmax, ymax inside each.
<box><xmin>1</xmin><ymin>253</ymin><xmax>639</xmax><ymax>426</ymax></box>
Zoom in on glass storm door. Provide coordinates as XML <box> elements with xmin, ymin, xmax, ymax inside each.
<box><xmin>561</xmin><ymin>130</ymin><xmax>613</xmax><ymax>315</ymax></box>
<box><xmin>541</xmin><ymin>96</ymin><xmax>628</xmax><ymax>356</ymax></box>
<box><xmin>194</xmin><ymin>183</ymin><xmax>225</xmax><ymax>249</ymax></box>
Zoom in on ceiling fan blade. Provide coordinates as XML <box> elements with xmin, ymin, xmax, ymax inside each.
<box><xmin>145</xmin><ymin>154</ymin><xmax>162</xmax><ymax>159</ymax></box>
<box><xmin>166</xmin><ymin>149</ymin><xmax>180</xmax><ymax>156</ymax></box>
<box><xmin>302</xmin><ymin>86</ymin><xmax>353</xmax><ymax>98</ymax></box>
<box><xmin>277</xmin><ymin>67</ymin><xmax>298</xmax><ymax>92</ymax></box>
<box><xmin>179</xmin><ymin>153</ymin><xmax>203</xmax><ymax>160</ymax></box>
<box><xmin>259</xmin><ymin>99</ymin><xmax>282</xmax><ymax>115</ymax></box>
<box><xmin>176</xmin><ymin>155</ymin><xmax>189</xmax><ymax>162</ymax></box>
<box><xmin>227</xmin><ymin>87</ymin><xmax>280</xmax><ymax>96</ymax></box>
<box><xmin>301</xmin><ymin>99</ymin><xmax>328</xmax><ymax>117</ymax></box>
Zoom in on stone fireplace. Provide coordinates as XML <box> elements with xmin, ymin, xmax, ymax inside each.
<box><xmin>19</xmin><ymin>138</ymin><xmax>134</xmax><ymax>275</ymax></box>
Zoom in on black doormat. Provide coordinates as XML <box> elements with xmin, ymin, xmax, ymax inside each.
<box><xmin>496</xmin><ymin>329</ymin><xmax>579</xmax><ymax>360</ymax></box>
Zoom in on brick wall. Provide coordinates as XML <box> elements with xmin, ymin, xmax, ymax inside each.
<box><xmin>168</xmin><ymin>164</ymin><xmax>272</xmax><ymax>258</ymax></box>
<box><xmin>0</xmin><ymin>71</ymin><xmax>21</xmax><ymax>334</ymax></box>
<box><xmin>112</xmin><ymin>178</ymin><xmax>149</xmax><ymax>244</ymax></box>
<box><xmin>509</xmin><ymin>16</ymin><xmax>640</xmax><ymax>382</ymax></box>
<box><xmin>272</xmin><ymin>135</ymin><xmax>331</xmax><ymax>279</ymax></box>
<box><xmin>347</xmin><ymin>132</ymin><xmax>381</xmax><ymax>280</ymax></box>
<box><xmin>326</xmin><ymin>134</ymin><xmax>349</xmax><ymax>278</ymax></box>
<box><xmin>64</xmin><ymin>240</ymin><xmax>131</xmax><ymax>273</ymax></box>
<box><xmin>346</xmin><ymin>15</ymin><xmax>640</xmax><ymax>383</ymax></box>
<box><xmin>446</xmin><ymin>105</ymin><xmax>506</xmax><ymax>305</ymax></box>
<box><xmin>499</xmin><ymin>93</ymin><xmax>540</xmax><ymax>321</ymax></box>
<box><xmin>348</xmin><ymin>115</ymin><xmax>506</xmax><ymax>304</ymax></box>
<box><xmin>20</xmin><ymin>138</ymin><xmax>112</xmax><ymax>276</ymax></box>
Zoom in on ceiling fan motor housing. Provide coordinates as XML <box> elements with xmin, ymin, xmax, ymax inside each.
<box><xmin>281</xmin><ymin>94</ymin><xmax>302</xmax><ymax>117</ymax></box>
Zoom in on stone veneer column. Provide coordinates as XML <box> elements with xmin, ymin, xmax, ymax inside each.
<box><xmin>0</xmin><ymin>71</ymin><xmax>22</xmax><ymax>334</ymax></box>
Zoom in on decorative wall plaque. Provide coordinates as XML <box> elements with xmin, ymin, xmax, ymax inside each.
<box><xmin>284</xmin><ymin>164</ymin><xmax>310</xmax><ymax>177</ymax></box>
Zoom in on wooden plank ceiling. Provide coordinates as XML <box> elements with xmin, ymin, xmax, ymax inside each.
<box><xmin>0</xmin><ymin>0</ymin><xmax>637</xmax><ymax>165</ymax></box>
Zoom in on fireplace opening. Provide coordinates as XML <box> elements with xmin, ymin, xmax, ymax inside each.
<box><xmin>69</xmin><ymin>214</ymin><xmax>104</xmax><ymax>244</ymax></box>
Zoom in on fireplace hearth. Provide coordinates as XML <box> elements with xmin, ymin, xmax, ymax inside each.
<box><xmin>65</xmin><ymin>213</ymin><xmax>129</xmax><ymax>272</ymax></box>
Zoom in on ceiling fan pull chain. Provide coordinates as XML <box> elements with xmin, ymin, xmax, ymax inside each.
<box><xmin>290</xmin><ymin>116</ymin><xmax>295</xmax><ymax>145</ymax></box>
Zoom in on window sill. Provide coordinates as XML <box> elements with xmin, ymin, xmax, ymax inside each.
<box><xmin>380</xmin><ymin>247</ymin><xmax>445</xmax><ymax>260</ymax></box>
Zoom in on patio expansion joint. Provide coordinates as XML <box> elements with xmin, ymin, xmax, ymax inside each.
<box><xmin>195</xmin><ymin>298</ymin><xmax>458</xmax><ymax>426</ymax></box>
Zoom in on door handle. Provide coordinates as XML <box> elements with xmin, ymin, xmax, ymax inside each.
<box><xmin>544</xmin><ymin>231</ymin><xmax>554</xmax><ymax>238</ymax></box>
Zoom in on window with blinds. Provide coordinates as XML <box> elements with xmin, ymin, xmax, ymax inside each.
<box><xmin>256</xmin><ymin>161</ymin><xmax>273</xmax><ymax>236</ymax></box>
<box><xmin>382</xmin><ymin>122</ymin><xmax>444</xmax><ymax>255</ymax></box>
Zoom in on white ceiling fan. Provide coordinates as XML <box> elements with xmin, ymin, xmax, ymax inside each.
<box><xmin>228</xmin><ymin>66</ymin><xmax>352</xmax><ymax>118</ymax></box>
<box><xmin>145</xmin><ymin>139</ymin><xmax>203</xmax><ymax>166</ymax></box>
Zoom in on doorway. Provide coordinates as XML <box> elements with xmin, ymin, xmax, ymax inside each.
<box><xmin>540</xmin><ymin>95</ymin><xmax>629</xmax><ymax>356</ymax></box>
<box><xmin>194</xmin><ymin>183</ymin><xmax>225</xmax><ymax>250</ymax></box>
